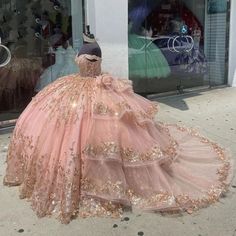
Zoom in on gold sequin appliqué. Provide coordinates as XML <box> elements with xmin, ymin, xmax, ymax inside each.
<box><xmin>78</xmin><ymin>197</ymin><xmax>123</xmax><ymax>218</ymax></box>
<box><xmin>83</xmin><ymin>142</ymin><xmax>168</xmax><ymax>163</ymax></box>
<box><xmin>81</xmin><ymin>178</ymin><xmax>126</xmax><ymax>198</ymax></box>
<box><xmin>82</xmin><ymin>123</ymin><xmax>232</xmax><ymax>215</ymax></box>
<box><xmin>93</xmin><ymin>100</ymin><xmax>159</xmax><ymax>121</ymax></box>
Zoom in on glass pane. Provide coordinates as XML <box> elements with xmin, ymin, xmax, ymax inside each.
<box><xmin>128</xmin><ymin>0</ymin><xmax>229</xmax><ymax>94</ymax></box>
<box><xmin>0</xmin><ymin>0</ymin><xmax>83</xmax><ymax>123</ymax></box>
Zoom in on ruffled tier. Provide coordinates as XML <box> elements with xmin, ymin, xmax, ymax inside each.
<box><xmin>3</xmin><ymin>74</ymin><xmax>233</xmax><ymax>223</ymax></box>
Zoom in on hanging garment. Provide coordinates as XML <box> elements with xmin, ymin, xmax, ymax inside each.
<box><xmin>35</xmin><ymin>46</ymin><xmax>66</xmax><ymax>91</ymax></box>
<box><xmin>58</xmin><ymin>45</ymin><xmax>79</xmax><ymax>77</ymax></box>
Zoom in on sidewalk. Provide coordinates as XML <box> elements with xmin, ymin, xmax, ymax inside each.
<box><xmin>0</xmin><ymin>87</ymin><xmax>236</xmax><ymax>236</ymax></box>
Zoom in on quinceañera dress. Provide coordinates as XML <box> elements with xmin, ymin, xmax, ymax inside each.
<box><xmin>3</xmin><ymin>39</ymin><xmax>234</xmax><ymax>224</ymax></box>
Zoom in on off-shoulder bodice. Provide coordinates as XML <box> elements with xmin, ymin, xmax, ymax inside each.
<box><xmin>75</xmin><ymin>54</ymin><xmax>102</xmax><ymax>77</ymax></box>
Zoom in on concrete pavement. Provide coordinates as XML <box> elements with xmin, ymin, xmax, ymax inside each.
<box><xmin>0</xmin><ymin>87</ymin><xmax>236</xmax><ymax>236</ymax></box>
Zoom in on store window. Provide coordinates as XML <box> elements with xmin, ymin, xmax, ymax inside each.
<box><xmin>0</xmin><ymin>0</ymin><xmax>84</xmax><ymax>122</ymax></box>
<box><xmin>128</xmin><ymin>0</ymin><xmax>230</xmax><ymax>94</ymax></box>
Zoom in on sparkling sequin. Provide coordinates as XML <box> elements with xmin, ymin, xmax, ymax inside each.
<box><xmin>93</xmin><ymin>102</ymin><xmax>115</xmax><ymax>116</ymax></box>
<box><xmin>83</xmin><ymin>142</ymin><xmax>167</xmax><ymax>163</ymax></box>
<box><xmin>81</xmin><ymin>178</ymin><xmax>125</xmax><ymax>198</ymax></box>
<box><xmin>79</xmin><ymin>197</ymin><xmax>123</xmax><ymax>218</ymax></box>
<box><xmin>93</xmin><ymin>100</ymin><xmax>158</xmax><ymax>121</ymax></box>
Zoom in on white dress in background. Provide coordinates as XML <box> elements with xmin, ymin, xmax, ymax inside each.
<box><xmin>35</xmin><ymin>46</ymin><xmax>66</xmax><ymax>92</ymax></box>
<box><xmin>58</xmin><ymin>45</ymin><xmax>79</xmax><ymax>77</ymax></box>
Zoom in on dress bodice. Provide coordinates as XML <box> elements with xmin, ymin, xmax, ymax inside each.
<box><xmin>75</xmin><ymin>54</ymin><xmax>102</xmax><ymax>77</ymax></box>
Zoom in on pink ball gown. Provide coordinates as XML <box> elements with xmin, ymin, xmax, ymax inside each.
<box><xmin>3</xmin><ymin>52</ymin><xmax>234</xmax><ymax>224</ymax></box>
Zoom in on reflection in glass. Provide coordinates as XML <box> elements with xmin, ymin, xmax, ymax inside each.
<box><xmin>128</xmin><ymin>22</ymin><xmax>171</xmax><ymax>79</ymax></box>
<box><xmin>128</xmin><ymin>0</ymin><xmax>229</xmax><ymax>94</ymax></box>
<box><xmin>0</xmin><ymin>39</ymin><xmax>11</xmax><ymax>67</ymax></box>
<box><xmin>0</xmin><ymin>0</ymin><xmax>79</xmax><ymax>121</ymax></box>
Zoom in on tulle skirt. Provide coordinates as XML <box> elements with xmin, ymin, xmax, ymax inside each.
<box><xmin>3</xmin><ymin>74</ymin><xmax>233</xmax><ymax>223</ymax></box>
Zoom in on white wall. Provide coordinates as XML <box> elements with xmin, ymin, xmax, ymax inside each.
<box><xmin>86</xmin><ymin>0</ymin><xmax>129</xmax><ymax>78</ymax></box>
<box><xmin>228</xmin><ymin>0</ymin><xmax>236</xmax><ymax>86</ymax></box>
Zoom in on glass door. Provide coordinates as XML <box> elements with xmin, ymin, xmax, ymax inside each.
<box><xmin>0</xmin><ymin>0</ymin><xmax>84</xmax><ymax>123</ymax></box>
<box><xmin>128</xmin><ymin>0</ymin><xmax>228</xmax><ymax>95</ymax></box>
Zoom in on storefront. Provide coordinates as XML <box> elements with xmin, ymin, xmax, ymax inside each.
<box><xmin>86</xmin><ymin>0</ymin><xmax>231</xmax><ymax>94</ymax></box>
<box><xmin>0</xmin><ymin>0</ymin><xmax>234</xmax><ymax>123</ymax></box>
<box><xmin>128</xmin><ymin>0</ymin><xmax>231</xmax><ymax>94</ymax></box>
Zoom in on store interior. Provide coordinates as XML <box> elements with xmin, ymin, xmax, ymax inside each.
<box><xmin>0</xmin><ymin>0</ymin><xmax>83</xmax><ymax>122</ymax></box>
<box><xmin>128</xmin><ymin>0</ymin><xmax>229</xmax><ymax>94</ymax></box>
